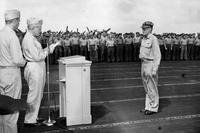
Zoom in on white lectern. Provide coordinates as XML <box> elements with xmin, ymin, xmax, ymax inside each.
<box><xmin>58</xmin><ymin>55</ymin><xmax>92</xmax><ymax>126</ymax></box>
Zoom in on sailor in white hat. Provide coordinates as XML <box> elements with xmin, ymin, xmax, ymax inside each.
<box><xmin>0</xmin><ymin>9</ymin><xmax>26</xmax><ymax>133</ymax></box>
<box><xmin>22</xmin><ymin>17</ymin><xmax>59</xmax><ymax>126</ymax></box>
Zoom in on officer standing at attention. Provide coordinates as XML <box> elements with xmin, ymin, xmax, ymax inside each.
<box><xmin>22</xmin><ymin>18</ymin><xmax>58</xmax><ymax>126</ymax></box>
<box><xmin>172</xmin><ymin>35</ymin><xmax>180</xmax><ymax>60</ymax></box>
<box><xmin>106</xmin><ymin>34</ymin><xmax>115</xmax><ymax>62</ymax></box>
<box><xmin>0</xmin><ymin>9</ymin><xmax>26</xmax><ymax>133</ymax></box>
<box><xmin>180</xmin><ymin>35</ymin><xmax>188</xmax><ymax>61</ymax></box>
<box><xmin>88</xmin><ymin>34</ymin><xmax>98</xmax><ymax>62</ymax></box>
<box><xmin>79</xmin><ymin>35</ymin><xmax>88</xmax><ymax>59</ymax></box>
<box><xmin>116</xmin><ymin>34</ymin><xmax>124</xmax><ymax>62</ymax></box>
<box><xmin>99</xmin><ymin>32</ymin><xmax>108</xmax><ymax>62</ymax></box>
<box><xmin>187</xmin><ymin>34</ymin><xmax>195</xmax><ymax>60</ymax></box>
<box><xmin>164</xmin><ymin>35</ymin><xmax>172</xmax><ymax>61</ymax></box>
<box><xmin>124</xmin><ymin>34</ymin><xmax>133</xmax><ymax>62</ymax></box>
<box><xmin>63</xmin><ymin>35</ymin><xmax>71</xmax><ymax>57</ymax></box>
<box><xmin>134</xmin><ymin>32</ymin><xmax>141</xmax><ymax>61</ymax></box>
<box><xmin>139</xmin><ymin>21</ymin><xmax>161</xmax><ymax>115</ymax></box>
<box><xmin>70</xmin><ymin>33</ymin><xmax>80</xmax><ymax>55</ymax></box>
<box><xmin>194</xmin><ymin>34</ymin><xmax>200</xmax><ymax>60</ymax></box>
<box><xmin>93</xmin><ymin>34</ymin><xmax>100</xmax><ymax>62</ymax></box>
<box><xmin>158</xmin><ymin>35</ymin><xmax>165</xmax><ymax>60</ymax></box>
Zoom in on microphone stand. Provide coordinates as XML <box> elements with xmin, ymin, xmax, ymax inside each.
<box><xmin>43</xmin><ymin>42</ymin><xmax>56</xmax><ymax>126</ymax></box>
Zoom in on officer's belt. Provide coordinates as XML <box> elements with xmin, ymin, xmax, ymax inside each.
<box><xmin>141</xmin><ymin>58</ymin><xmax>153</xmax><ymax>62</ymax></box>
<box><xmin>24</xmin><ymin>60</ymin><xmax>31</xmax><ymax>67</ymax></box>
<box><xmin>0</xmin><ymin>66</ymin><xmax>19</xmax><ymax>69</ymax></box>
<box><xmin>134</xmin><ymin>42</ymin><xmax>140</xmax><ymax>44</ymax></box>
<box><xmin>24</xmin><ymin>60</ymin><xmax>45</xmax><ymax>67</ymax></box>
<box><xmin>26</xmin><ymin>60</ymin><xmax>44</xmax><ymax>63</ymax></box>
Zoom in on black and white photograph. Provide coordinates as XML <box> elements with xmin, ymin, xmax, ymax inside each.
<box><xmin>0</xmin><ymin>0</ymin><xmax>200</xmax><ymax>133</ymax></box>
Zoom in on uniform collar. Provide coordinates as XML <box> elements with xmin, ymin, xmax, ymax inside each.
<box><xmin>147</xmin><ymin>33</ymin><xmax>152</xmax><ymax>39</ymax></box>
<box><xmin>4</xmin><ymin>25</ymin><xmax>15</xmax><ymax>34</ymax></box>
<box><xmin>143</xmin><ymin>33</ymin><xmax>152</xmax><ymax>39</ymax></box>
<box><xmin>27</xmin><ymin>30</ymin><xmax>38</xmax><ymax>41</ymax></box>
<box><xmin>27</xmin><ymin>30</ymin><xmax>34</xmax><ymax>38</ymax></box>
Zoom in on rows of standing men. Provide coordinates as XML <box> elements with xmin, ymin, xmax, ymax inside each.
<box><xmin>15</xmin><ymin>28</ymin><xmax>200</xmax><ymax>64</ymax></box>
<box><xmin>35</xmin><ymin>31</ymin><xmax>200</xmax><ymax>64</ymax></box>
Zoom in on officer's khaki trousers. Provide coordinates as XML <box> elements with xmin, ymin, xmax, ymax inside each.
<box><xmin>24</xmin><ymin>61</ymin><xmax>46</xmax><ymax>123</ymax></box>
<box><xmin>0</xmin><ymin>67</ymin><xmax>22</xmax><ymax>133</ymax></box>
<box><xmin>141</xmin><ymin>61</ymin><xmax>159</xmax><ymax>112</ymax></box>
<box><xmin>180</xmin><ymin>45</ymin><xmax>187</xmax><ymax>60</ymax></box>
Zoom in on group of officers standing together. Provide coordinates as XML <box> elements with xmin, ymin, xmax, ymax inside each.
<box><xmin>38</xmin><ymin>29</ymin><xmax>200</xmax><ymax>64</ymax></box>
<box><xmin>0</xmin><ymin>9</ymin><xmax>59</xmax><ymax>133</ymax></box>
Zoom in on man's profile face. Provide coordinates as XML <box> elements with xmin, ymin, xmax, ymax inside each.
<box><xmin>33</xmin><ymin>25</ymin><xmax>42</xmax><ymax>37</ymax></box>
<box><xmin>13</xmin><ymin>18</ymin><xmax>20</xmax><ymax>30</ymax></box>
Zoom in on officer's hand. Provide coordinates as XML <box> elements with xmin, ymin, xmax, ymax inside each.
<box><xmin>55</xmin><ymin>41</ymin><xmax>61</xmax><ymax>47</ymax></box>
<box><xmin>49</xmin><ymin>45</ymin><xmax>55</xmax><ymax>54</ymax></box>
<box><xmin>49</xmin><ymin>41</ymin><xmax>61</xmax><ymax>54</ymax></box>
<box><xmin>152</xmin><ymin>71</ymin><xmax>157</xmax><ymax>77</ymax></box>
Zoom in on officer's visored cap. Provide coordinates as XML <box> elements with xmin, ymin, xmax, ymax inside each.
<box><xmin>141</xmin><ymin>21</ymin><xmax>154</xmax><ymax>29</ymax></box>
<box><xmin>4</xmin><ymin>9</ymin><xmax>20</xmax><ymax>20</ymax></box>
<box><xmin>27</xmin><ymin>17</ymin><xmax>43</xmax><ymax>27</ymax></box>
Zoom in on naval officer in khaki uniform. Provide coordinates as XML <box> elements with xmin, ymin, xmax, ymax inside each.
<box><xmin>0</xmin><ymin>9</ymin><xmax>26</xmax><ymax>133</ymax></box>
<box><xmin>22</xmin><ymin>18</ymin><xmax>59</xmax><ymax>126</ymax></box>
<box><xmin>139</xmin><ymin>21</ymin><xmax>161</xmax><ymax>115</ymax></box>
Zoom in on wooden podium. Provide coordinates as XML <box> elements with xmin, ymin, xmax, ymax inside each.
<box><xmin>58</xmin><ymin>55</ymin><xmax>92</xmax><ymax>126</ymax></box>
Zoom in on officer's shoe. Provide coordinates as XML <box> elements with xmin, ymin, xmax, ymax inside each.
<box><xmin>144</xmin><ymin>110</ymin><xmax>157</xmax><ymax>115</ymax></box>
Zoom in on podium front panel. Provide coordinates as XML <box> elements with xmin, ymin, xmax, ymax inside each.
<box><xmin>58</xmin><ymin>56</ymin><xmax>92</xmax><ymax>126</ymax></box>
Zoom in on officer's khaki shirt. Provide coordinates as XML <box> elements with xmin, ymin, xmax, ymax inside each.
<box><xmin>0</xmin><ymin>26</ymin><xmax>26</xmax><ymax>67</ymax></box>
<box><xmin>106</xmin><ymin>39</ymin><xmax>115</xmax><ymax>47</ymax></box>
<box><xmin>173</xmin><ymin>38</ymin><xmax>180</xmax><ymax>45</ymax></box>
<box><xmin>134</xmin><ymin>36</ymin><xmax>141</xmax><ymax>43</ymax></box>
<box><xmin>188</xmin><ymin>38</ymin><xmax>195</xmax><ymax>44</ymax></box>
<box><xmin>165</xmin><ymin>38</ymin><xmax>172</xmax><ymax>45</ymax></box>
<box><xmin>22</xmin><ymin>31</ymin><xmax>48</xmax><ymax>62</ymax></box>
<box><xmin>139</xmin><ymin>34</ymin><xmax>161</xmax><ymax>72</ymax></box>
<box><xmin>125</xmin><ymin>38</ymin><xmax>133</xmax><ymax>45</ymax></box>
<box><xmin>70</xmin><ymin>37</ymin><xmax>79</xmax><ymax>45</ymax></box>
<box><xmin>195</xmin><ymin>38</ymin><xmax>200</xmax><ymax>46</ymax></box>
<box><xmin>93</xmin><ymin>38</ymin><xmax>100</xmax><ymax>46</ymax></box>
<box><xmin>180</xmin><ymin>38</ymin><xmax>188</xmax><ymax>45</ymax></box>
<box><xmin>116</xmin><ymin>38</ymin><xmax>123</xmax><ymax>45</ymax></box>
<box><xmin>63</xmin><ymin>39</ymin><xmax>70</xmax><ymax>46</ymax></box>
<box><xmin>100</xmin><ymin>36</ymin><xmax>107</xmax><ymax>45</ymax></box>
<box><xmin>158</xmin><ymin>38</ymin><xmax>164</xmax><ymax>45</ymax></box>
<box><xmin>88</xmin><ymin>38</ymin><xmax>94</xmax><ymax>46</ymax></box>
<box><xmin>79</xmin><ymin>39</ymin><xmax>87</xmax><ymax>46</ymax></box>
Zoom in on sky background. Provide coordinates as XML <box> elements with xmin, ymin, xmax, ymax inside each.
<box><xmin>0</xmin><ymin>0</ymin><xmax>200</xmax><ymax>34</ymax></box>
